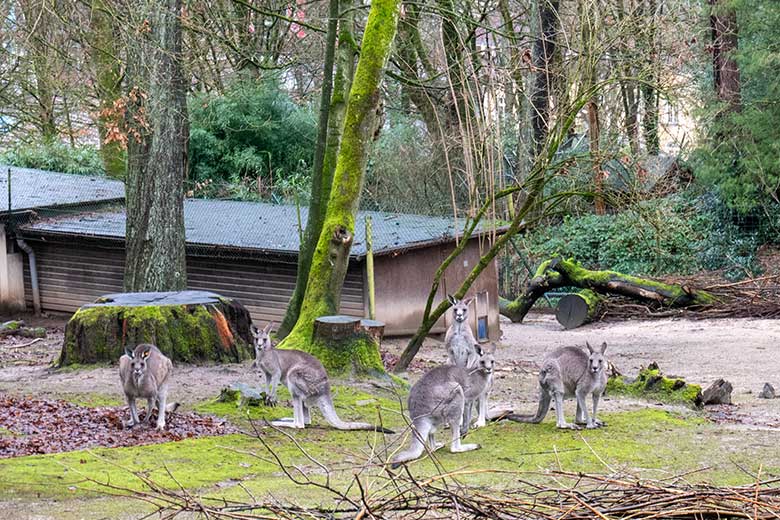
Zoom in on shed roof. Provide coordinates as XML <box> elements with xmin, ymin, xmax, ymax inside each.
<box><xmin>0</xmin><ymin>165</ymin><xmax>125</xmax><ymax>213</ymax></box>
<box><xmin>21</xmin><ymin>198</ymin><xmax>497</xmax><ymax>258</ymax></box>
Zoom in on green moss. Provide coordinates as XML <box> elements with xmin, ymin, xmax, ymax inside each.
<box><xmin>607</xmin><ymin>366</ymin><xmax>703</xmax><ymax>407</ymax></box>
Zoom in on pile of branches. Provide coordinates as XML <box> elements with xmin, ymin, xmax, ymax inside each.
<box><xmin>604</xmin><ymin>273</ymin><xmax>780</xmax><ymax>320</ymax></box>
<box><xmin>90</xmin><ymin>458</ymin><xmax>780</xmax><ymax>519</ymax></box>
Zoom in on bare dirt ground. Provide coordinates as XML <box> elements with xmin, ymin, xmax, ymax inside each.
<box><xmin>3</xmin><ymin>311</ymin><xmax>780</xmax><ymax>429</ymax></box>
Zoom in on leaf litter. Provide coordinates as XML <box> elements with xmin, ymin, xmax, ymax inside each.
<box><xmin>0</xmin><ymin>395</ymin><xmax>237</xmax><ymax>458</ymax></box>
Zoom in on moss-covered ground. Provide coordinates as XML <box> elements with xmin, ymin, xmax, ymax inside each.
<box><xmin>3</xmin><ymin>381</ymin><xmax>780</xmax><ymax>519</ymax></box>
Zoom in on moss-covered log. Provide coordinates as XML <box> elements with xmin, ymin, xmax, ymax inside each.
<box><xmin>60</xmin><ymin>291</ymin><xmax>252</xmax><ymax>366</ymax></box>
<box><xmin>504</xmin><ymin>257</ymin><xmax>717</xmax><ymax>323</ymax></box>
<box><xmin>309</xmin><ymin>316</ymin><xmax>386</xmax><ymax>376</ymax></box>
<box><xmin>0</xmin><ymin>320</ymin><xmax>46</xmax><ymax>338</ymax></box>
<box><xmin>556</xmin><ymin>290</ymin><xmax>605</xmax><ymax>329</ymax></box>
<box><xmin>607</xmin><ymin>362</ymin><xmax>703</xmax><ymax>408</ymax></box>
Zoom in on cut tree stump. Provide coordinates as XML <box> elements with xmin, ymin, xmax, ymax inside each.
<box><xmin>555</xmin><ymin>290</ymin><xmax>605</xmax><ymax>329</ymax></box>
<box><xmin>501</xmin><ymin>256</ymin><xmax>717</xmax><ymax>323</ymax></box>
<box><xmin>307</xmin><ymin>315</ymin><xmax>386</xmax><ymax>376</ymax></box>
<box><xmin>60</xmin><ymin>291</ymin><xmax>252</xmax><ymax>366</ymax></box>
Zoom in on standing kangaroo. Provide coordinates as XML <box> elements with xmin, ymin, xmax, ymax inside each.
<box><xmin>444</xmin><ymin>295</ymin><xmax>491</xmax><ymax>428</ymax></box>
<box><xmin>391</xmin><ymin>344</ymin><xmax>495</xmax><ymax>468</ymax></box>
<box><xmin>507</xmin><ymin>342</ymin><xmax>608</xmax><ymax>429</ymax></box>
<box><xmin>251</xmin><ymin>324</ymin><xmax>390</xmax><ymax>432</ymax></box>
<box><xmin>119</xmin><ymin>344</ymin><xmax>175</xmax><ymax>430</ymax></box>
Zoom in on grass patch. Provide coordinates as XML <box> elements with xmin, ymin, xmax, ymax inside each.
<box><xmin>2</xmin><ymin>387</ymin><xmax>778</xmax><ymax>515</ymax></box>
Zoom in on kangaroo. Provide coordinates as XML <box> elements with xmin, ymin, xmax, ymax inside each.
<box><xmin>445</xmin><ymin>295</ymin><xmax>478</xmax><ymax>368</ymax></box>
<box><xmin>119</xmin><ymin>344</ymin><xmax>176</xmax><ymax>431</ymax></box>
<box><xmin>444</xmin><ymin>295</ymin><xmax>491</xmax><ymax>429</ymax></box>
<box><xmin>507</xmin><ymin>342</ymin><xmax>608</xmax><ymax>430</ymax></box>
<box><xmin>390</xmin><ymin>344</ymin><xmax>495</xmax><ymax>468</ymax></box>
<box><xmin>251</xmin><ymin>323</ymin><xmax>391</xmax><ymax>432</ymax></box>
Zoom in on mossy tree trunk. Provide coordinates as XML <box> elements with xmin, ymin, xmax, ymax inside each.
<box><xmin>278</xmin><ymin>0</ymin><xmax>400</xmax><ymax>373</ymax></box>
<box><xmin>90</xmin><ymin>0</ymin><xmax>126</xmax><ymax>179</ymax></box>
<box><xmin>279</xmin><ymin>0</ymin><xmax>357</xmax><ymax>338</ymax></box>
<box><xmin>123</xmin><ymin>0</ymin><xmax>188</xmax><ymax>292</ymax></box>
<box><xmin>555</xmin><ymin>289</ymin><xmax>604</xmax><ymax>329</ymax></box>
<box><xmin>502</xmin><ymin>257</ymin><xmax>717</xmax><ymax>323</ymax></box>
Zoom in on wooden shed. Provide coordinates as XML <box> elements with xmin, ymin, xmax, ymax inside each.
<box><xmin>8</xmin><ymin>168</ymin><xmax>503</xmax><ymax>339</ymax></box>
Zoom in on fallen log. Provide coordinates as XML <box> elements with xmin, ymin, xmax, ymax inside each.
<box><xmin>501</xmin><ymin>257</ymin><xmax>717</xmax><ymax>323</ymax></box>
<box><xmin>555</xmin><ymin>289</ymin><xmax>605</xmax><ymax>329</ymax></box>
<box><xmin>0</xmin><ymin>320</ymin><xmax>46</xmax><ymax>339</ymax></box>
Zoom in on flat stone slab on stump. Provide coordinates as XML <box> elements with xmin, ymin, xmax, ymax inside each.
<box><xmin>60</xmin><ymin>290</ymin><xmax>253</xmax><ymax>366</ymax></box>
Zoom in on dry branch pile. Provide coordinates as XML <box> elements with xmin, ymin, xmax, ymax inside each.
<box><xmin>95</xmin><ymin>463</ymin><xmax>780</xmax><ymax>519</ymax></box>
<box><xmin>604</xmin><ymin>273</ymin><xmax>780</xmax><ymax>320</ymax></box>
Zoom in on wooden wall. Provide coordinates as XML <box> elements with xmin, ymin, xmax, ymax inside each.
<box><xmin>21</xmin><ymin>240</ymin><xmax>364</xmax><ymax>324</ymax></box>
<box><xmin>372</xmin><ymin>239</ymin><xmax>500</xmax><ymax>339</ymax></box>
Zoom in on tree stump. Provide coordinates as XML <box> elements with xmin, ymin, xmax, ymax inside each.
<box><xmin>60</xmin><ymin>291</ymin><xmax>253</xmax><ymax>366</ymax></box>
<box><xmin>307</xmin><ymin>315</ymin><xmax>386</xmax><ymax>377</ymax></box>
<box><xmin>555</xmin><ymin>290</ymin><xmax>605</xmax><ymax>329</ymax></box>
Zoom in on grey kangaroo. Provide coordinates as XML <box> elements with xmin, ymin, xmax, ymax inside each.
<box><xmin>444</xmin><ymin>295</ymin><xmax>491</xmax><ymax>428</ymax></box>
<box><xmin>390</xmin><ymin>344</ymin><xmax>495</xmax><ymax>468</ymax></box>
<box><xmin>507</xmin><ymin>342</ymin><xmax>608</xmax><ymax>430</ymax></box>
<box><xmin>252</xmin><ymin>323</ymin><xmax>390</xmax><ymax>432</ymax></box>
<box><xmin>119</xmin><ymin>344</ymin><xmax>175</xmax><ymax>430</ymax></box>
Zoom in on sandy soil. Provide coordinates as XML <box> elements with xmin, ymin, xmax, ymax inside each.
<box><xmin>3</xmin><ymin>311</ymin><xmax>780</xmax><ymax>429</ymax></box>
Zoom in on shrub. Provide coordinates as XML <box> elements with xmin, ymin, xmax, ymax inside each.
<box><xmin>517</xmin><ymin>191</ymin><xmax>759</xmax><ymax>280</ymax></box>
<box><xmin>188</xmin><ymin>77</ymin><xmax>316</xmax><ymax>203</ymax></box>
<box><xmin>0</xmin><ymin>141</ymin><xmax>105</xmax><ymax>176</ymax></box>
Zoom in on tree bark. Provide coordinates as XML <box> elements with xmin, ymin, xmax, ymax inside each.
<box><xmin>502</xmin><ymin>257</ymin><xmax>717</xmax><ymax>323</ymax></box>
<box><xmin>123</xmin><ymin>0</ymin><xmax>188</xmax><ymax>292</ymax></box>
<box><xmin>530</xmin><ymin>0</ymin><xmax>560</xmax><ymax>159</ymax></box>
<box><xmin>90</xmin><ymin>0</ymin><xmax>126</xmax><ymax>179</ymax></box>
<box><xmin>279</xmin><ymin>0</ymin><xmax>400</xmax><ymax>355</ymax></box>
<box><xmin>278</xmin><ymin>0</ymin><xmax>357</xmax><ymax>338</ymax></box>
<box><xmin>709</xmin><ymin>0</ymin><xmax>741</xmax><ymax>110</ymax></box>
<box><xmin>555</xmin><ymin>289</ymin><xmax>605</xmax><ymax>329</ymax></box>
<box><xmin>641</xmin><ymin>0</ymin><xmax>660</xmax><ymax>154</ymax></box>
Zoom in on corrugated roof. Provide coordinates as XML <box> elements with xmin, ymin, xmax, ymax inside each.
<box><xmin>0</xmin><ymin>165</ymin><xmax>125</xmax><ymax>212</ymax></box>
<box><xmin>21</xmin><ymin>199</ymin><xmax>496</xmax><ymax>258</ymax></box>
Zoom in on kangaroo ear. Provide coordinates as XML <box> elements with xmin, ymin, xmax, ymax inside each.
<box><xmin>263</xmin><ymin>322</ymin><xmax>274</xmax><ymax>334</ymax></box>
<box><xmin>474</xmin><ymin>343</ymin><xmax>484</xmax><ymax>356</ymax></box>
<box><xmin>124</xmin><ymin>347</ymin><xmax>134</xmax><ymax>359</ymax></box>
<box><xmin>462</xmin><ymin>297</ymin><xmax>474</xmax><ymax>307</ymax></box>
<box><xmin>586</xmin><ymin>341</ymin><xmax>594</xmax><ymax>354</ymax></box>
<box><xmin>250</xmin><ymin>324</ymin><xmax>259</xmax><ymax>336</ymax></box>
<box><xmin>447</xmin><ymin>294</ymin><xmax>457</xmax><ymax>306</ymax></box>
<box><xmin>140</xmin><ymin>347</ymin><xmax>151</xmax><ymax>359</ymax></box>
<box><xmin>487</xmin><ymin>342</ymin><xmax>497</xmax><ymax>354</ymax></box>
<box><xmin>600</xmin><ymin>342</ymin><xmax>607</xmax><ymax>353</ymax></box>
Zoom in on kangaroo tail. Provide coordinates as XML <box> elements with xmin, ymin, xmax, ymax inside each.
<box><xmin>505</xmin><ymin>392</ymin><xmax>551</xmax><ymax>424</ymax></box>
<box><xmin>316</xmin><ymin>395</ymin><xmax>394</xmax><ymax>433</ymax></box>
<box><xmin>390</xmin><ymin>418</ymin><xmax>432</xmax><ymax>468</ymax></box>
